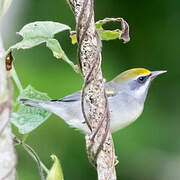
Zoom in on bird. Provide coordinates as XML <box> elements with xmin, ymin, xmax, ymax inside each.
<box><xmin>20</xmin><ymin>68</ymin><xmax>166</xmax><ymax>134</ymax></box>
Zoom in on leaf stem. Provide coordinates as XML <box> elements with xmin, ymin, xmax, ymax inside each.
<box><xmin>22</xmin><ymin>133</ymin><xmax>29</xmax><ymax>143</ymax></box>
<box><xmin>13</xmin><ymin>137</ymin><xmax>49</xmax><ymax>178</ymax></box>
<box><xmin>11</xmin><ymin>65</ymin><xmax>23</xmax><ymax>94</ymax></box>
<box><xmin>40</xmin><ymin>161</ymin><xmax>49</xmax><ymax>174</ymax></box>
<box><xmin>63</xmin><ymin>54</ymin><xmax>79</xmax><ymax>73</ymax></box>
<box><xmin>23</xmin><ymin>143</ymin><xmax>45</xmax><ymax>180</ymax></box>
<box><xmin>23</xmin><ymin>143</ymin><xmax>49</xmax><ymax>174</ymax></box>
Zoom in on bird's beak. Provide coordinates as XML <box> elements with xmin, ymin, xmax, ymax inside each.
<box><xmin>150</xmin><ymin>70</ymin><xmax>167</xmax><ymax>80</ymax></box>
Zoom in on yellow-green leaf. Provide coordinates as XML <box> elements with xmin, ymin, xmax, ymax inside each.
<box><xmin>70</xmin><ymin>17</ymin><xmax>130</xmax><ymax>44</ymax></box>
<box><xmin>96</xmin><ymin>17</ymin><xmax>130</xmax><ymax>43</ymax></box>
<box><xmin>70</xmin><ymin>32</ymin><xmax>77</xmax><ymax>45</ymax></box>
<box><xmin>46</xmin><ymin>155</ymin><xmax>64</xmax><ymax>180</ymax></box>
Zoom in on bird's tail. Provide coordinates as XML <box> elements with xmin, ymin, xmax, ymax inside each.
<box><xmin>19</xmin><ymin>98</ymin><xmax>44</xmax><ymax>108</ymax></box>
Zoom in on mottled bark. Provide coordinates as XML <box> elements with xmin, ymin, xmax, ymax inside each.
<box><xmin>0</xmin><ymin>34</ymin><xmax>16</xmax><ymax>180</ymax></box>
<box><xmin>66</xmin><ymin>0</ymin><xmax>117</xmax><ymax>179</ymax></box>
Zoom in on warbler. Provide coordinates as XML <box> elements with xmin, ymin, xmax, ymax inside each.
<box><xmin>20</xmin><ymin>68</ymin><xmax>166</xmax><ymax>134</ymax></box>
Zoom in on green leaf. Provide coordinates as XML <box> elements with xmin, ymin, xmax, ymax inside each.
<box><xmin>11</xmin><ymin>85</ymin><xmax>52</xmax><ymax>134</ymax></box>
<box><xmin>11</xmin><ymin>21</ymin><xmax>70</xmax><ymax>49</ymax></box>
<box><xmin>70</xmin><ymin>17</ymin><xmax>130</xmax><ymax>44</ymax></box>
<box><xmin>46</xmin><ymin>39</ymin><xmax>79</xmax><ymax>72</ymax></box>
<box><xmin>6</xmin><ymin>21</ymin><xmax>79</xmax><ymax>72</ymax></box>
<box><xmin>46</xmin><ymin>155</ymin><xmax>64</xmax><ymax>180</ymax></box>
<box><xmin>0</xmin><ymin>0</ymin><xmax>12</xmax><ymax>17</ymax></box>
<box><xmin>46</xmin><ymin>39</ymin><xmax>65</xmax><ymax>59</ymax></box>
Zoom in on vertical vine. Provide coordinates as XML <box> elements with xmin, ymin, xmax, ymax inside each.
<box><xmin>66</xmin><ymin>0</ymin><xmax>117</xmax><ymax>179</ymax></box>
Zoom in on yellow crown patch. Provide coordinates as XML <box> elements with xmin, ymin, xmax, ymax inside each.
<box><xmin>114</xmin><ymin>68</ymin><xmax>151</xmax><ymax>82</ymax></box>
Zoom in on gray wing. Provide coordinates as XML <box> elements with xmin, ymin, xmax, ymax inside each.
<box><xmin>52</xmin><ymin>82</ymin><xmax>117</xmax><ymax>102</ymax></box>
<box><xmin>52</xmin><ymin>91</ymin><xmax>81</xmax><ymax>102</ymax></box>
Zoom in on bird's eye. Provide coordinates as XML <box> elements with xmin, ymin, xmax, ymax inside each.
<box><xmin>137</xmin><ymin>76</ymin><xmax>147</xmax><ymax>84</ymax></box>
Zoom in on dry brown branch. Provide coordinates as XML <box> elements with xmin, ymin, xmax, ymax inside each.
<box><xmin>66</xmin><ymin>0</ymin><xmax>117</xmax><ymax>179</ymax></box>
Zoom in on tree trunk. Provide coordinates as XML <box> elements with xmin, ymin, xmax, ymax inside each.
<box><xmin>0</xmin><ymin>34</ymin><xmax>16</xmax><ymax>180</ymax></box>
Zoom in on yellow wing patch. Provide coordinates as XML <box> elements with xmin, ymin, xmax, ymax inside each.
<box><xmin>114</xmin><ymin>68</ymin><xmax>151</xmax><ymax>82</ymax></box>
<box><xmin>106</xmin><ymin>90</ymin><xmax>114</xmax><ymax>95</ymax></box>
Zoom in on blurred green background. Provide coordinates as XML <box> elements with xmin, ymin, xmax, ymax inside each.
<box><xmin>1</xmin><ymin>0</ymin><xmax>180</xmax><ymax>179</ymax></box>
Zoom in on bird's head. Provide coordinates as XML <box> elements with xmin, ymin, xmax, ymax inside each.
<box><xmin>113</xmin><ymin>68</ymin><xmax>167</xmax><ymax>103</ymax></box>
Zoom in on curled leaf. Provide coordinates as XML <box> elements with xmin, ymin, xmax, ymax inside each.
<box><xmin>96</xmin><ymin>17</ymin><xmax>130</xmax><ymax>43</ymax></box>
<box><xmin>70</xmin><ymin>17</ymin><xmax>130</xmax><ymax>44</ymax></box>
<box><xmin>46</xmin><ymin>155</ymin><xmax>64</xmax><ymax>180</ymax></box>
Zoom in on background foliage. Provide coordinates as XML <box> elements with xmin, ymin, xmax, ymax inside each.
<box><xmin>1</xmin><ymin>0</ymin><xmax>180</xmax><ymax>179</ymax></box>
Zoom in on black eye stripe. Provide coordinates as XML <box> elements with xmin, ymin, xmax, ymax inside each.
<box><xmin>139</xmin><ymin>76</ymin><xmax>145</xmax><ymax>81</ymax></box>
<box><xmin>137</xmin><ymin>75</ymin><xmax>150</xmax><ymax>84</ymax></box>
